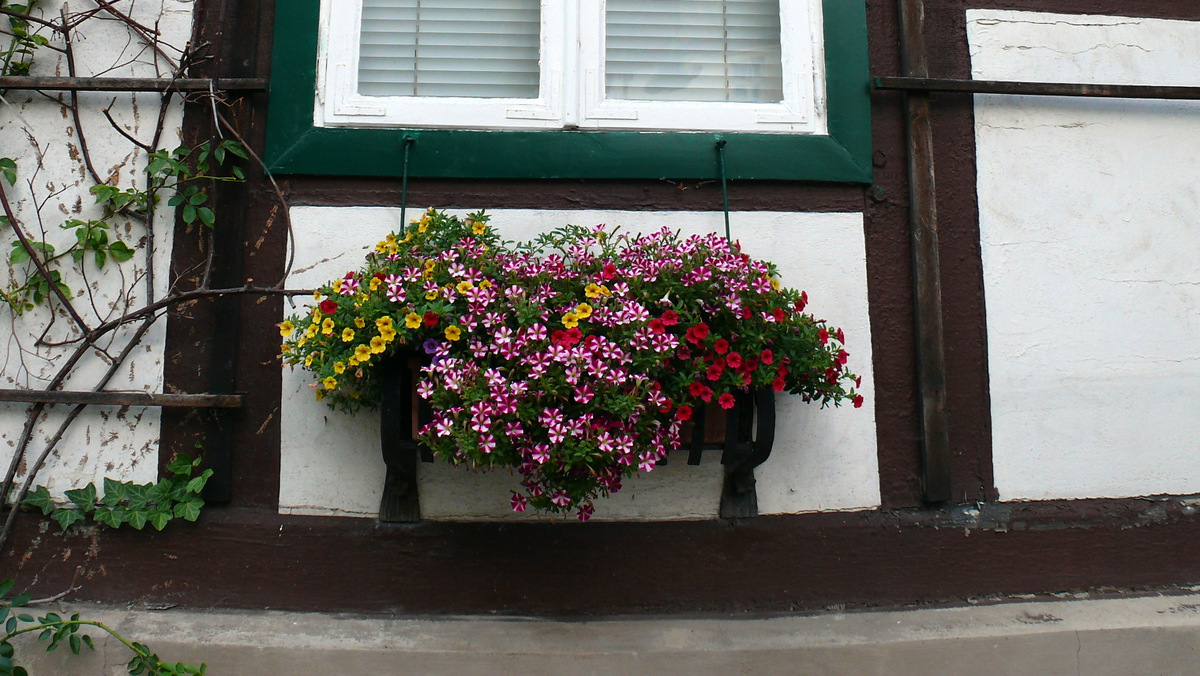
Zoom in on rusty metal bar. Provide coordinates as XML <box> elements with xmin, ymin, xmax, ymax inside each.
<box><xmin>897</xmin><ymin>0</ymin><xmax>952</xmax><ymax>504</ymax></box>
<box><xmin>0</xmin><ymin>389</ymin><xmax>242</xmax><ymax>408</ymax></box>
<box><xmin>0</xmin><ymin>76</ymin><xmax>268</xmax><ymax>92</ymax></box>
<box><xmin>875</xmin><ymin>76</ymin><xmax>1200</xmax><ymax>100</ymax></box>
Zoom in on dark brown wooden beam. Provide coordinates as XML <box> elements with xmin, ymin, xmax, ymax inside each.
<box><xmin>898</xmin><ymin>0</ymin><xmax>952</xmax><ymax>504</ymax></box>
<box><xmin>0</xmin><ymin>76</ymin><xmax>267</xmax><ymax>92</ymax></box>
<box><xmin>0</xmin><ymin>390</ymin><xmax>242</xmax><ymax>408</ymax></box>
<box><xmin>875</xmin><ymin>76</ymin><xmax>1200</xmax><ymax>100</ymax></box>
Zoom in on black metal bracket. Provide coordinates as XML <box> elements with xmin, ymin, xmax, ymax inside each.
<box><xmin>378</xmin><ymin>353</ymin><xmax>433</xmax><ymax>523</ymax></box>
<box><xmin>718</xmin><ymin>389</ymin><xmax>776</xmax><ymax>519</ymax></box>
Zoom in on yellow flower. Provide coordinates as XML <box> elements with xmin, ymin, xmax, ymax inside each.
<box><xmin>376</xmin><ymin>316</ymin><xmax>394</xmax><ymax>330</ymax></box>
<box><xmin>425</xmin><ymin>289</ymin><xmax>439</xmax><ymax>301</ymax></box>
<box><xmin>348</xmin><ymin>356</ymin><xmax>359</xmax><ymax>367</ymax></box>
<box><xmin>323</xmin><ymin>376</ymin><xmax>337</xmax><ymax>390</ymax></box>
<box><xmin>424</xmin><ymin>259</ymin><xmax>436</xmax><ymax>271</ymax></box>
<box><xmin>402</xmin><ymin>231</ymin><xmax>413</xmax><ymax>244</ymax></box>
<box><xmin>456</xmin><ymin>280</ymin><xmax>474</xmax><ymax>294</ymax></box>
<box><xmin>297</xmin><ymin>337</ymin><xmax>308</xmax><ymax>348</ymax></box>
<box><xmin>445</xmin><ymin>325</ymin><xmax>462</xmax><ymax>341</ymax></box>
<box><xmin>313</xmin><ymin>290</ymin><xmax>322</xmax><ymax>301</ymax></box>
<box><xmin>374</xmin><ymin>241</ymin><xmax>386</xmax><ymax>254</ymax></box>
<box><xmin>585</xmin><ymin>284</ymin><xmax>603</xmax><ymax>299</ymax></box>
<box><xmin>380</xmin><ymin>327</ymin><xmax>397</xmax><ymax>342</ymax></box>
<box><xmin>418</xmin><ymin>220</ymin><xmax>429</xmax><ymax>234</ymax></box>
<box><xmin>354</xmin><ymin>317</ymin><xmax>366</xmax><ymax>329</ymax></box>
<box><xmin>305</xmin><ymin>325</ymin><xmax>318</xmax><ymax>339</ymax></box>
<box><xmin>354</xmin><ymin>344</ymin><xmax>372</xmax><ymax>362</ymax></box>
<box><xmin>369</xmin><ymin>277</ymin><xmax>382</xmax><ymax>291</ymax></box>
<box><xmin>341</xmin><ymin>328</ymin><xmax>355</xmax><ymax>342</ymax></box>
<box><xmin>562</xmin><ymin>312</ymin><xmax>579</xmax><ymax>329</ymax></box>
<box><xmin>321</xmin><ymin>319</ymin><xmax>335</xmax><ymax>336</ymax></box>
<box><xmin>333</xmin><ymin>280</ymin><xmax>343</xmax><ymax>294</ymax></box>
<box><xmin>279</xmin><ymin>320</ymin><xmax>295</xmax><ymax>337</ymax></box>
<box><xmin>770</xmin><ymin>277</ymin><xmax>780</xmax><ymax>291</ymax></box>
<box><xmin>387</xmin><ymin>242</ymin><xmax>399</xmax><ymax>255</ymax></box>
<box><xmin>386</xmin><ymin>234</ymin><xmax>397</xmax><ymax>245</ymax></box>
<box><xmin>334</xmin><ymin>361</ymin><xmax>346</xmax><ymax>374</ymax></box>
<box><xmin>304</xmin><ymin>354</ymin><xmax>314</xmax><ymax>367</ymax></box>
<box><xmin>315</xmin><ymin>389</ymin><xmax>324</xmax><ymax>402</ymax></box>
<box><xmin>405</xmin><ymin>312</ymin><xmax>422</xmax><ymax>329</ymax></box>
<box><xmin>480</xmin><ymin>280</ymin><xmax>492</xmax><ymax>289</ymax></box>
<box><xmin>599</xmin><ymin>284</ymin><xmax>612</xmax><ymax>297</ymax></box>
<box><xmin>472</xmin><ymin>221</ymin><xmax>487</xmax><ymax>235</ymax></box>
<box><xmin>280</xmin><ymin>343</ymin><xmax>290</xmax><ymax>356</ymax></box>
<box><xmin>574</xmin><ymin>303</ymin><xmax>593</xmax><ymax>319</ymax></box>
<box><xmin>311</xmin><ymin>309</ymin><xmax>322</xmax><ymax>322</ymax></box>
<box><xmin>370</xmin><ymin>336</ymin><xmax>388</xmax><ymax>353</ymax></box>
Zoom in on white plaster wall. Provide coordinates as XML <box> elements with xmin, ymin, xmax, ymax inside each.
<box><xmin>280</xmin><ymin>208</ymin><xmax>878</xmax><ymax>520</ymax></box>
<box><xmin>0</xmin><ymin>1</ymin><xmax>191</xmax><ymax>498</ymax></box>
<box><xmin>970</xmin><ymin>11</ymin><xmax>1200</xmax><ymax>500</ymax></box>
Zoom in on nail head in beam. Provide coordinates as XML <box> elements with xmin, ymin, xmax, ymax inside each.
<box><xmin>0</xmin><ymin>390</ymin><xmax>242</xmax><ymax>408</ymax></box>
<box><xmin>0</xmin><ymin>76</ymin><xmax>268</xmax><ymax>93</ymax></box>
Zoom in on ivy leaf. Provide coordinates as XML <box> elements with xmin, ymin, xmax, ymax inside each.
<box><xmin>101</xmin><ymin>478</ymin><xmax>127</xmax><ymax>506</ymax></box>
<box><xmin>21</xmin><ymin>486</ymin><xmax>56</xmax><ymax>515</ymax></box>
<box><xmin>173</xmin><ymin>498</ymin><xmax>203</xmax><ymax>522</ymax></box>
<box><xmin>185</xmin><ymin>469</ymin><xmax>213</xmax><ymax>494</ymax></box>
<box><xmin>125</xmin><ymin>509</ymin><xmax>147</xmax><ymax>531</ymax></box>
<box><xmin>93</xmin><ymin>506</ymin><xmax>120</xmax><ymax>529</ymax></box>
<box><xmin>167</xmin><ymin>454</ymin><xmax>195</xmax><ymax>476</ymax></box>
<box><xmin>147</xmin><ymin>509</ymin><xmax>171</xmax><ymax>531</ymax></box>
<box><xmin>63</xmin><ymin>484</ymin><xmax>96</xmax><ymax>513</ymax></box>
<box><xmin>50</xmin><ymin>509</ymin><xmax>84</xmax><ymax>531</ymax></box>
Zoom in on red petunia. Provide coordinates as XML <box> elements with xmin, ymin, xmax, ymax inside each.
<box><xmin>601</xmin><ymin>263</ymin><xmax>618</xmax><ymax>281</ymax></box>
<box><xmin>760</xmin><ymin>349</ymin><xmax>774</xmax><ymax>365</ymax></box>
<box><xmin>706</xmin><ymin>364</ymin><xmax>724</xmax><ymax>381</ymax></box>
<box><xmin>772</xmin><ymin>376</ymin><xmax>786</xmax><ymax>392</ymax></box>
<box><xmin>649</xmin><ymin>318</ymin><xmax>666</xmax><ymax>335</ymax></box>
<box><xmin>319</xmin><ymin>299</ymin><xmax>339</xmax><ymax>315</ymax></box>
<box><xmin>772</xmin><ymin>308</ymin><xmax>786</xmax><ymax>322</ymax></box>
<box><xmin>741</xmin><ymin>307</ymin><xmax>753</xmax><ymax>320</ymax></box>
<box><xmin>659</xmin><ymin>398</ymin><xmax>673</xmax><ymax>414</ymax></box>
<box><xmin>836</xmin><ymin>328</ymin><xmax>845</xmax><ymax>343</ymax></box>
<box><xmin>713</xmin><ymin>338</ymin><xmax>729</xmax><ymax>354</ymax></box>
<box><xmin>818</xmin><ymin>328</ymin><xmax>829</xmax><ymax>345</ymax></box>
<box><xmin>676</xmin><ymin>405</ymin><xmax>693</xmax><ymax>421</ymax></box>
<box><xmin>423</xmin><ymin>311</ymin><xmax>439</xmax><ymax>327</ymax></box>
<box><xmin>795</xmin><ymin>291</ymin><xmax>808</xmax><ymax>312</ymax></box>
<box><xmin>689</xmin><ymin>381</ymin><xmax>706</xmax><ymax>397</ymax></box>
<box><xmin>725</xmin><ymin>352</ymin><xmax>743</xmax><ymax>369</ymax></box>
<box><xmin>661</xmin><ymin>310</ymin><xmax>679</xmax><ymax>326</ymax></box>
<box><xmin>685</xmin><ymin>323</ymin><xmax>710</xmax><ymax>344</ymax></box>
<box><xmin>718</xmin><ymin>393</ymin><xmax>736</xmax><ymax>410</ymax></box>
<box><xmin>853</xmin><ymin>395</ymin><xmax>864</xmax><ymax>408</ymax></box>
<box><xmin>836</xmin><ymin>349</ymin><xmax>849</xmax><ymax>365</ymax></box>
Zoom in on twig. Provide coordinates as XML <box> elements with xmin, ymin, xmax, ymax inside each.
<box><xmin>0</xmin><ymin>182</ymin><xmax>91</xmax><ymax>335</ymax></box>
<box><xmin>27</xmin><ymin>586</ymin><xmax>81</xmax><ymax>605</ymax></box>
<box><xmin>60</xmin><ymin>5</ymin><xmax>103</xmax><ymax>186</ymax></box>
<box><xmin>101</xmin><ymin>98</ymin><xmax>152</xmax><ymax>151</ymax></box>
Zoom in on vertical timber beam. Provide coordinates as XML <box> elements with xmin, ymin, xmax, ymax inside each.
<box><xmin>897</xmin><ymin>0</ymin><xmax>951</xmax><ymax>503</ymax></box>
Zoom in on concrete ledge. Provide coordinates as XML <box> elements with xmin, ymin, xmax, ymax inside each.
<box><xmin>12</xmin><ymin>593</ymin><xmax>1200</xmax><ymax>675</ymax></box>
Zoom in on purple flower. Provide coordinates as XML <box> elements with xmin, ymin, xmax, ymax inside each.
<box><xmin>510</xmin><ymin>493</ymin><xmax>528</xmax><ymax>513</ymax></box>
<box><xmin>423</xmin><ymin>338</ymin><xmax>440</xmax><ymax>354</ymax></box>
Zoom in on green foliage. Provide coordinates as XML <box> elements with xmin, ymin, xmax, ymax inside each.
<box><xmin>0</xmin><ymin>578</ymin><xmax>206</xmax><ymax>675</ymax></box>
<box><xmin>21</xmin><ymin>455</ymin><xmax>212</xmax><ymax>533</ymax></box>
<box><xmin>0</xmin><ymin>1</ymin><xmax>45</xmax><ymax>79</ymax></box>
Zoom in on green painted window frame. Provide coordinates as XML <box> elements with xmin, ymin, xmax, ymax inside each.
<box><xmin>264</xmin><ymin>0</ymin><xmax>871</xmax><ymax>182</ymax></box>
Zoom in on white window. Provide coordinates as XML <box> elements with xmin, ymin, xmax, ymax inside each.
<box><xmin>317</xmin><ymin>0</ymin><xmax>827</xmax><ymax>134</ymax></box>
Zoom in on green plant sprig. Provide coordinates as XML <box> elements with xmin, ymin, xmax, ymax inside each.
<box><xmin>0</xmin><ymin>578</ymin><xmax>206</xmax><ymax>675</ymax></box>
<box><xmin>20</xmin><ymin>454</ymin><xmax>212</xmax><ymax>532</ymax></box>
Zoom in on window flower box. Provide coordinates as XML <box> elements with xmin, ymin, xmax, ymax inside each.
<box><xmin>281</xmin><ymin>210</ymin><xmax>861</xmax><ymax>522</ymax></box>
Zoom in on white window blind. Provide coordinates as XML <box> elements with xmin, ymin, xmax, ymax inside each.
<box><xmin>357</xmin><ymin>0</ymin><xmax>541</xmax><ymax>99</ymax></box>
<box><xmin>605</xmin><ymin>0</ymin><xmax>783</xmax><ymax>103</ymax></box>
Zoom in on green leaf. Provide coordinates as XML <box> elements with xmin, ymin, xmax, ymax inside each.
<box><xmin>14</xmin><ymin>615</ymin><xmax>31</xmax><ymax>623</ymax></box>
<box><xmin>63</xmin><ymin>484</ymin><xmax>97</xmax><ymax>513</ymax></box>
<box><xmin>21</xmin><ymin>486</ymin><xmax>56</xmax><ymax>516</ymax></box>
<box><xmin>0</xmin><ymin>578</ymin><xmax>14</xmax><ymax>598</ymax></box>
<box><xmin>174</xmin><ymin>498</ymin><xmax>203</xmax><ymax>522</ymax></box>
<box><xmin>8</xmin><ymin>242</ymin><xmax>29</xmax><ymax>265</ymax></box>
<box><xmin>197</xmin><ymin>207</ymin><xmax>215</xmax><ymax>228</ymax></box>
<box><xmin>147</xmin><ymin>510</ymin><xmax>171</xmax><ymax>531</ymax></box>
<box><xmin>125</xmin><ymin>509</ymin><xmax>147</xmax><ymax>531</ymax></box>
<box><xmin>93</xmin><ymin>248</ymin><xmax>107</xmax><ymax>269</ymax></box>
<box><xmin>0</xmin><ymin>641</ymin><xmax>12</xmax><ymax>658</ymax></box>
<box><xmin>10</xmin><ymin>595</ymin><xmax>29</xmax><ymax>608</ymax></box>
<box><xmin>188</xmin><ymin>192</ymin><xmax>207</xmax><ymax>206</ymax></box>
<box><xmin>184</xmin><ymin>470</ymin><xmax>211</xmax><ymax>494</ymax></box>
<box><xmin>68</xmin><ymin>633</ymin><xmax>81</xmax><ymax>655</ymax></box>
<box><xmin>224</xmin><ymin>141</ymin><xmax>249</xmax><ymax>159</ymax></box>
<box><xmin>231</xmin><ymin>165</ymin><xmax>245</xmax><ymax>180</ymax></box>
<box><xmin>82</xmin><ymin>635</ymin><xmax>94</xmax><ymax>651</ymax></box>
<box><xmin>182</xmin><ymin>204</ymin><xmax>197</xmax><ymax>224</ymax></box>
<box><xmin>101</xmin><ymin>478</ymin><xmax>128</xmax><ymax>506</ymax></box>
<box><xmin>167</xmin><ymin>454</ymin><xmax>195</xmax><ymax>476</ymax></box>
<box><xmin>50</xmin><ymin>509</ymin><xmax>84</xmax><ymax>531</ymax></box>
<box><xmin>108</xmin><ymin>241</ymin><xmax>134</xmax><ymax>262</ymax></box>
<box><xmin>4</xmin><ymin>617</ymin><xmax>14</xmax><ymax>634</ymax></box>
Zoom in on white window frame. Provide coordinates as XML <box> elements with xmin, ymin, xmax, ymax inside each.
<box><xmin>316</xmin><ymin>0</ymin><xmax>826</xmax><ymax>134</ymax></box>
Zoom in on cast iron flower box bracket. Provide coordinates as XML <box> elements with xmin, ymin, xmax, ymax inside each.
<box><xmin>378</xmin><ymin>353</ymin><xmax>433</xmax><ymax>522</ymax></box>
<box><xmin>684</xmin><ymin>389</ymin><xmax>777</xmax><ymax>519</ymax></box>
<box><xmin>379</xmin><ymin>353</ymin><xmax>777</xmax><ymax>522</ymax></box>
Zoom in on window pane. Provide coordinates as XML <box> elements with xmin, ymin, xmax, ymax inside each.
<box><xmin>358</xmin><ymin>0</ymin><xmax>540</xmax><ymax>99</ymax></box>
<box><xmin>605</xmin><ymin>0</ymin><xmax>783</xmax><ymax>103</ymax></box>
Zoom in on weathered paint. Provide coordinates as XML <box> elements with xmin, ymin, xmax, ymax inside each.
<box><xmin>279</xmin><ymin>208</ymin><xmax>878</xmax><ymax>519</ymax></box>
<box><xmin>970</xmin><ymin>11</ymin><xmax>1200</xmax><ymax>500</ymax></box>
<box><xmin>0</xmin><ymin>1</ymin><xmax>191</xmax><ymax>498</ymax></box>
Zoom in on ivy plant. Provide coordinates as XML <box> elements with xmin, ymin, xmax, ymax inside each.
<box><xmin>21</xmin><ymin>455</ymin><xmax>212</xmax><ymax>532</ymax></box>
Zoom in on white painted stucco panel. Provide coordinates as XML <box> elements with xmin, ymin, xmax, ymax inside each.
<box><xmin>280</xmin><ymin>208</ymin><xmax>878</xmax><ymax>520</ymax></box>
<box><xmin>0</xmin><ymin>2</ymin><xmax>191</xmax><ymax>497</ymax></box>
<box><xmin>970</xmin><ymin>11</ymin><xmax>1200</xmax><ymax>500</ymax></box>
